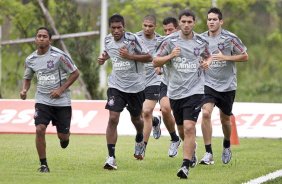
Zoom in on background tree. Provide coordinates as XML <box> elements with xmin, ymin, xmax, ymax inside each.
<box><xmin>0</xmin><ymin>0</ymin><xmax>281</xmax><ymax>102</ymax></box>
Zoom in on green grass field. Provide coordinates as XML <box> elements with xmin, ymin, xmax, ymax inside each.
<box><xmin>0</xmin><ymin>134</ymin><xmax>281</xmax><ymax>184</ymax></box>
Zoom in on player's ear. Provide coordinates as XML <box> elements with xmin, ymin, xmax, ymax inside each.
<box><xmin>220</xmin><ymin>20</ymin><xmax>224</xmax><ymax>25</ymax></box>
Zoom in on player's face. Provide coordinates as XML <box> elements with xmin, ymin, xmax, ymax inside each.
<box><xmin>163</xmin><ymin>23</ymin><xmax>177</xmax><ymax>36</ymax></box>
<box><xmin>142</xmin><ymin>20</ymin><xmax>156</xmax><ymax>37</ymax></box>
<box><xmin>110</xmin><ymin>22</ymin><xmax>125</xmax><ymax>41</ymax></box>
<box><xmin>179</xmin><ymin>15</ymin><xmax>195</xmax><ymax>36</ymax></box>
<box><xmin>35</xmin><ymin>29</ymin><xmax>51</xmax><ymax>50</ymax></box>
<box><xmin>207</xmin><ymin>13</ymin><xmax>223</xmax><ymax>33</ymax></box>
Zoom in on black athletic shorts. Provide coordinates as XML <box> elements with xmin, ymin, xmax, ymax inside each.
<box><xmin>144</xmin><ymin>85</ymin><xmax>160</xmax><ymax>101</ymax></box>
<box><xmin>34</xmin><ymin>103</ymin><xmax>72</xmax><ymax>134</ymax></box>
<box><xmin>203</xmin><ymin>85</ymin><xmax>236</xmax><ymax>116</ymax></box>
<box><xmin>105</xmin><ymin>88</ymin><xmax>145</xmax><ymax>117</ymax></box>
<box><xmin>159</xmin><ymin>82</ymin><xmax>168</xmax><ymax>101</ymax></box>
<box><xmin>170</xmin><ymin>94</ymin><xmax>204</xmax><ymax>125</ymax></box>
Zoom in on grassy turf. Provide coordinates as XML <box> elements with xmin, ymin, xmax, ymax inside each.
<box><xmin>0</xmin><ymin>134</ymin><xmax>281</xmax><ymax>184</ymax></box>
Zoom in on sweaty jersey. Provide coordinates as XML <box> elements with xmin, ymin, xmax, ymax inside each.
<box><xmin>155</xmin><ymin>31</ymin><xmax>211</xmax><ymax>100</ymax></box>
<box><xmin>23</xmin><ymin>46</ymin><xmax>77</xmax><ymax>106</ymax></box>
<box><xmin>104</xmin><ymin>32</ymin><xmax>149</xmax><ymax>93</ymax></box>
<box><xmin>201</xmin><ymin>29</ymin><xmax>247</xmax><ymax>92</ymax></box>
<box><xmin>136</xmin><ymin>31</ymin><xmax>161</xmax><ymax>87</ymax></box>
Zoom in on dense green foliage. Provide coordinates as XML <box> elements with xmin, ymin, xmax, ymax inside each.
<box><xmin>0</xmin><ymin>0</ymin><xmax>281</xmax><ymax>102</ymax></box>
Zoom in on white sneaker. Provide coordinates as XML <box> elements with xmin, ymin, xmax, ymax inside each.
<box><xmin>190</xmin><ymin>142</ymin><xmax>198</xmax><ymax>168</ymax></box>
<box><xmin>168</xmin><ymin>139</ymin><xmax>181</xmax><ymax>157</ymax></box>
<box><xmin>152</xmin><ymin>116</ymin><xmax>161</xmax><ymax>139</ymax></box>
<box><xmin>199</xmin><ymin>152</ymin><xmax>214</xmax><ymax>165</ymax></box>
<box><xmin>222</xmin><ymin>148</ymin><xmax>232</xmax><ymax>164</ymax></box>
<box><xmin>134</xmin><ymin>141</ymin><xmax>146</xmax><ymax>160</ymax></box>
<box><xmin>177</xmin><ymin>166</ymin><xmax>189</xmax><ymax>179</ymax></box>
<box><xmin>104</xmin><ymin>156</ymin><xmax>117</xmax><ymax>170</ymax></box>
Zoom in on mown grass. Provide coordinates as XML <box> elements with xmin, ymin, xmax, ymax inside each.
<box><xmin>0</xmin><ymin>134</ymin><xmax>281</xmax><ymax>184</ymax></box>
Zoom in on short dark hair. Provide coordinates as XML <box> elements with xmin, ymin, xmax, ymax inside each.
<box><xmin>143</xmin><ymin>14</ymin><xmax>156</xmax><ymax>25</ymax></box>
<box><xmin>208</xmin><ymin>7</ymin><xmax>223</xmax><ymax>20</ymax></box>
<box><xmin>178</xmin><ymin>9</ymin><xmax>196</xmax><ymax>21</ymax></box>
<box><xmin>36</xmin><ymin>27</ymin><xmax>52</xmax><ymax>39</ymax></box>
<box><xmin>162</xmin><ymin>17</ymin><xmax>178</xmax><ymax>28</ymax></box>
<box><xmin>109</xmin><ymin>14</ymin><xmax>125</xmax><ymax>27</ymax></box>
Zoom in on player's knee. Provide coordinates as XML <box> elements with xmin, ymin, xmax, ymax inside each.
<box><xmin>161</xmin><ymin>106</ymin><xmax>171</xmax><ymax>115</ymax></box>
<box><xmin>202</xmin><ymin>109</ymin><xmax>212</xmax><ymax>119</ymax></box>
<box><xmin>36</xmin><ymin>124</ymin><xmax>46</xmax><ymax>135</ymax></box>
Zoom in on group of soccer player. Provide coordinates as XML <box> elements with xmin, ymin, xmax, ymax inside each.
<box><xmin>98</xmin><ymin>7</ymin><xmax>248</xmax><ymax>179</ymax></box>
<box><xmin>20</xmin><ymin>5</ymin><xmax>248</xmax><ymax>179</ymax></box>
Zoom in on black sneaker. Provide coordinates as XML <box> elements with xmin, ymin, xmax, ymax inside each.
<box><xmin>38</xmin><ymin>165</ymin><xmax>50</xmax><ymax>173</ymax></box>
<box><xmin>177</xmin><ymin>166</ymin><xmax>189</xmax><ymax>179</ymax></box>
<box><xmin>60</xmin><ymin>140</ymin><xmax>69</xmax><ymax>149</ymax></box>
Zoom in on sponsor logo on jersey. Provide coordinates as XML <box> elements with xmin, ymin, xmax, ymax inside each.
<box><xmin>210</xmin><ymin>60</ymin><xmax>227</xmax><ymax>68</ymax></box>
<box><xmin>112</xmin><ymin>57</ymin><xmax>131</xmax><ymax>71</ymax></box>
<box><xmin>172</xmin><ymin>57</ymin><xmax>197</xmax><ymax>72</ymax></box>
<box><xmin>37</xmin><ymin>72</ymin><xmax>56</xmax><ymax>85</ymax></box>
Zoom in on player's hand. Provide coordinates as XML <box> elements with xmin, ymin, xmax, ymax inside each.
<box><xmin>170</xmin><ymin>46</ymin><xmax>181</xmax><ymax>58</ymax></box>
<box><xmin>50</xmin><ymin>88</ymin><xmax>63</xmax><ymax>99</ymax></box>
<box><xmin>20</xmin><ymin>89</ymin><xmax>27</xmax><ymax>100</ymax></box>
<box><xmin>98</xmin><ymin>52</ymin><xmax>108</xmax><ymax>65</ymax></box>
<box><xmin>212</xmin><ymin>50</ymin><xmax>225</xmax><ymax>61</ymax></box>
<box><xmin>200</xmin><ymin>56</ymin><xmax>212</xmax><ymax>70</ymax></box>
<box><xmin>119</xmin><ymin>47</ymin><xmax>131</xmax><ymax>59</ymax></box>
<box><xmin>155</xmin><ymin>67</ymin><xmax>163</xmax><ymax>75</ymax></box>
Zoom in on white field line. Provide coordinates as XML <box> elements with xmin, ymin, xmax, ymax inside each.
<box><xmin>243</xmin><ymin>169</ymin><xmax>282</xmax><ymax>184</ymax></box>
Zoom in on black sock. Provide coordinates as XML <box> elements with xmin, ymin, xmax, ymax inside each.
<box><xmin>181</xmin><ymin>159</ymin><xmax>190</xmax><ymax>168</ymax></box>
<box><xmin>152</xmin><ymin>116</ymin><xmax>159</xmax><ymax>126</ymax></box>
<box><xmin>223</xmin><ymin>139</ymin><xmax>230</xmax><ymax>148</ymax></box>
<box><xmin>205</xmin><ymin>144</ymin><xmax>213</xmax><ymax>154</ymax></box>
<box><xmin>40</xmin><ymin>158</ymin><xmax>47</xmax><ymax>166</ymax></box>
<box><xmin>107</xmin><ymin>144</ymin><xmax>115</xmax><ymax>158</ymax></box>
<box><xmin>169</xmin><ymin>131</ymin><xmax>179</xmax><ymax>142</ymax></box>
<box><xmin>135</xmin><ymin>133</ymin><xmax>143</xmax><ymax>143</ymax></box>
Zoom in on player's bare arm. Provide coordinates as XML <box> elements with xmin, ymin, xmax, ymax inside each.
<box><xmin>152</xmin><ymin>46</ymin><xmax>181</xmax><ymax>67</ymax></box>
<box><xmin>20</xmin><ymin>79</ymin><xmax>31</xmax><ymax>100</ymax></box>
<box><xmin>201</xmin><ymin>55</ymin><xmax>212</xmax><ymax>70</ymax></box>
<box><xmin>212</xmin><ymin>50</ymin><xmax>248</xmax><ymax>62</ymax></box>
<box><xmin>98</xmin><ymin>51</ymin><xmax>110</xmax><ymax>65</ymax></box>
<box><xmin>119</xmin><ymin>47</ymin><xmax>152</xmax><ymax>63</ymax></box>
<box><xmin>50</xmin><ymin>69</ymin><xmax>80</xmax><ymax>99</ymax></box>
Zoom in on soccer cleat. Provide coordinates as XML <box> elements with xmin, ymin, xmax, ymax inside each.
<box><xmin>60</xmin><ymin>139</ymin><xmax>69</xmax><ymax>149</ymax></box>
<box><xmin>134</xmin><ymin>141</ymin><xmax>146</xmax><ymax>160</ymax></box>
<box><xmin>177</xmin><ymin>166</ymin><xmax>189</xmax><ymax>179</ymax></box>
<box><xmin>38</xmin><ymin>165</ymin><xmax>50</xmax><ymax>173</ymax></box>
<box><xmin>152</xmin><ymin>116</ymin><xmax>161</xmax><ymax>139</ymax></box>
<box><xmin>190</xmin><ymin>142</ymin><xmax>198</xmax><ymax>168</ymax></box>
<box><xmin>222</xmin><ymin>147</ymin><xmax>232</xmax><ymax>164</ymax></box>
<box><xmin>103</xmin><ymin>156</ymin><xmax>117</xmax><ymax>170</ymax></box>
<box><xmin>168</xmin><ymin>139</ymin><xmax>181</xmax><ymax>158</ymax></box>
<box><xmin>199</xmin><ymin>152</ymin><xmax>214</xmax><ymax>165</ymax></box>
